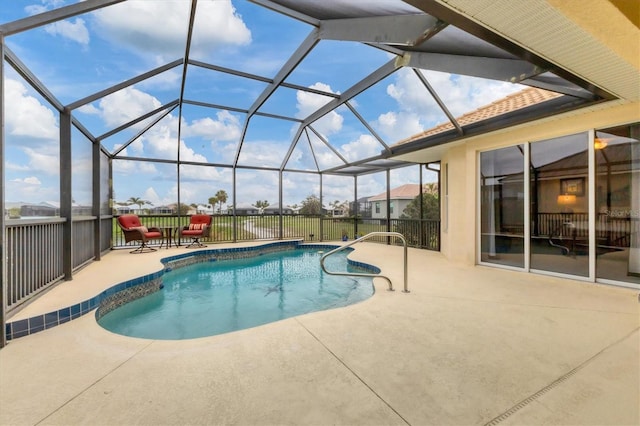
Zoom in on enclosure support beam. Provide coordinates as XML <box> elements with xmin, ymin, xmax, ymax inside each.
<box><xmin>109</xmin><ymin>159</ymin><xmax>114</xmax><ymax>248</ymax></box>
<box><xmin>319</xmin><ymin>174</ymin><xmax>324</xmax><ymax>242</ymax></box>
<box><xmin>420</xmin><ymin>165</ymin><xmax>424</xmax><ymax>248</ymax></box>
<box><xmin>278</xmin><ymin>171</ymin><xmax>283</xmax><ymax>240</ymax></box>
<box><xmin>386</xmin><ymin>169</ymin><xmax>391</xmax><ymax>244</ymax></box>
<box><xmin>0</xmin><ymin>0</ymin><xmax>125</xmax><ymax>36</ymax></box>
<box><xmin>93</xmin><ymin>135</ymin><xmax>102</xmax><ymax>261</ymax></box>
<box><xmin>60</xmin><ymin>109</ymin><xmax>73</xmax><ymax>280</ymax></box>
<box><xmin>354</xmin><ymin>176</ymin><xmax>358</xmax><ymax>238</ymax></box>
<box><xmin>4</xmin><ymin>47</ymin><xmax>64</xmax><ymax>112</ymax></box>
<box><xmin>0</xmin><ymin>35</ymin><xmax>7</xmax><ymax>348</ymax></box>
<box><xmin>232</xmin><ymin>168</ymin><xmax>237</xmax><ymax>243</ymax></box>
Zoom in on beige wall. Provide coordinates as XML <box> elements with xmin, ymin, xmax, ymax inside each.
<box><xmin>440</xmin><ymin>100</ymin><xmax>640</xmax><ymax>265</ymax></box>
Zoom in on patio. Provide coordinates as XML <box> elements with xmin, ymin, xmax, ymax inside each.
<box><xmin>1</xmin><ymin>242</ymin><xmax>638</xmax><ymax>425</ymax></box>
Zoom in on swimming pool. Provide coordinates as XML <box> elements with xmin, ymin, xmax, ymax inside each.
<box><xmin>98</xmin><ymin>246</ymin><xmax>376</xmax><ymax>340</ymax></box>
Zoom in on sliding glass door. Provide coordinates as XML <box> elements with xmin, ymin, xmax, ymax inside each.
<box><xmin>480</xmin><ymin>125</ymin><xmax>639</xmax><ymax>287</ymax></box>
<box><xmin>480</xmin><ymin>146</ymin><xmax>525</xmax><ymax>268</ymax></box>
<box><xmin>529</xmin><ymin>133</ymin><xmax>590</xmax><ymax>277</ymax></box>
<box><xmin>595</xmin><ymin>125</ymin><xmax>640</xmax><ymax>285</ymax></box>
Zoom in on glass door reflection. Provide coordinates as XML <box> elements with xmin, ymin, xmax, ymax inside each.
<box><xmin>530</xmin><ymin>133</ymin><xmax>589</xmax><ymax>277</ymax></box>
<box><xmin>595</xmin><ymin>125</ymin><xmax>640</xmax><ymax>285</ymax></box>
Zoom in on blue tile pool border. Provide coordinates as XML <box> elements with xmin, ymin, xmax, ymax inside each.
<box><xmin>5</xmin><ymin>239</ymin><xmax>381</xmax><ymax>342</ymax></box>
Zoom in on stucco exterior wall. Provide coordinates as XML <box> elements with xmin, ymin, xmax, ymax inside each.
<box><xmin>440</xmin><ymin>100</ymin><xmax>640</xmax><ymax>266</ymax></box>
<box><xmin>370</xmin><ymin>199</ymin><xmax>413</xmax><ymax>219</ymax></box>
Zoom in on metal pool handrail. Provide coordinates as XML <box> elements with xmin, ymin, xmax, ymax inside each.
<box><xmin>320</xmin><ymin>232</ymin><xmax>409</xmax><ymax>293</ymax></box>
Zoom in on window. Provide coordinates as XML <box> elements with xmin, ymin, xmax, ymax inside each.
<box><xmin>390</xmin><ymin>202</ymin><xmax>394</xmax><ymax>214</ymax></box>
<box><xmin>375</xmin><ymin>202</ymin><xmax>380</xmax><ymax>214</ymax></box>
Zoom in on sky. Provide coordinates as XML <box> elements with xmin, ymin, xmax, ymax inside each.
<box><xmin>1</xmin><ymin>0</ymin><xmax>525</xmax><ymax>211</ymax></box>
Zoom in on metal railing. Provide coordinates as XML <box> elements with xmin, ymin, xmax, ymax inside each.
<box><xmin>320</xmin><ymin>231</ymin><xmax>409</xmax><ymax>293</ymax></box>
<box><xmin>5</xmin><ymin>218</ymin><xmax>65</xmax><ymax>312</ymax></box>
<box><xmin>72</xmin><ymin>216</ymin><xmax>96</xmax><ymax>269</ymax></box>
<box><xmin>4</xmin><ymin>216</ymin><xmax>114</xmax><ymax>313</ymax></box>
<box><xmin>110</xmin><ymin>215</ymin><xmax>441</xmax><ymax>250</ymax></box>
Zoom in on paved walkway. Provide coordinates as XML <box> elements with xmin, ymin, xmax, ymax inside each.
<box><xmin>1</xmin><ymin>242</ymin><xmax>638</xmax><ymax>425</ymax></box>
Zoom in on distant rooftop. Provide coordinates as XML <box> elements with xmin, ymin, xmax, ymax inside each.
<box><xmin>369</xmin><ymin>183</ymin><xmax>432</xmax><ymax>201</ymax></box>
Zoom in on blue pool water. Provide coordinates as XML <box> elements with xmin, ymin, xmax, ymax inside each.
<box><xmin>98</xmin><ymin>249</ymin><xmax>374</xmax><ymax>339</ymax></box>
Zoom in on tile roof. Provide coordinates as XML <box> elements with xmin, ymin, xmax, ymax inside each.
<box><xmin>394</xmin><ymin>87</ymin><xmax>563</xmax><ymax>146</ymax></box>
<box><xmin>369</xmin><ymin>184</ymin><xmax>422</xmax><ymax>201</ymax></box>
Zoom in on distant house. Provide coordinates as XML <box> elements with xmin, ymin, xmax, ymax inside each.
<box><xmin>196</xmin><ymin>204</ymin><xmax>214</xmax><ymax>215</ymax></box>
<box><xmin>113</xmin><ymin>204</ymin><xmax>134</xmax><ymax>215</ymax></box>
<box><xmin>234</xmin><ymin>202</ymin><xmax>261</xmax><ymax>215</ymax></box>
<box><xmin>149</xmin><ymin>205</ymin><xmax>175</xmax><ymax>215</ymax></box>
<box><xmin>20</xmin><ymin>202</ymin><xmax>59</xmax><ymax>217</ymax></box>
<box><xmin>263</xmin><ymin>203</ymin><xmax>294</xmax><ymax>215</ymax></box>
<box><xmin>324</xmin><ymin>204</ymin><xmax>348</xmax><ymax>217</ymax></box>
<box><xmin>288</xmin><ymin>205</ymin><xmax>302</xmax><ymax>215</ymax></box>
<box><xmin>350</xmin><ymin>197</ymin><xmax>372</xmax><ymax>218</ymax></box>
<box><xmin>368</xmin><ymin>184</ymin><xmax>425</xmax><ymax>219</ymax></box>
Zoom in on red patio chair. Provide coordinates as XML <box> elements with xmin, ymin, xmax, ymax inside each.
<box><xmin>179</xmin><ymin>214</ymin><xmax>212</xmax><ymax>248</ymax></box>
<box><xmin>117</xmin><ymin>214</ymin><xmax>163</xmax><ymax>253</ymax></box>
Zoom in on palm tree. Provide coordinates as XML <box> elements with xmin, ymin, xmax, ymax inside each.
<box><xmin>252</xmin><ymin>200</ymin><xmax>269</xmax><ymax>214</ymax></box>
<box><xmin>329</xmin><ymin>200</ymin><xmax>342</xmax><ymax>216</ymax></box>
<box><xmin>208</xmin><ymin>196</ymin><xmax>218</xmax><ymax>213</ymax></box>
<box><xmin>127</xmin><ymin>197</ymin><xmax>153</xmax><ymax>214</ymax></box>
<box><xmin>424</xmin><ymin>182</ymin><xmax>438</xmax><ymax>195</ymax></box>
<box><xmin>215</xmin><ymin>189</ymin><xmax>228</xmax><ymax>214</ymax></box>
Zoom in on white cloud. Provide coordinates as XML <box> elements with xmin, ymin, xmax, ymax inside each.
<box><xmin>77</xmin><ymin>103</ymin><xmax>100</xmax><ymax>115</ymax></box>
<box><xmin>357</xmin><ymin>173</ymin><xmax>386</xmax><ymax>198</ymax></box>
<box><xmin>296</xmin><ymin>83</ymin><xmax>342</xmax><ymax>136</ymax></box>
<box><xmin>44</xmin><ymin>18</ymin><xmax>90</xmax><ymax>46</ymax></box>
<box><xmin>143</xmin><ymin>187</ymin><xmax>161</xmax><ymax>206</ymax></box>
<box><xmin>11</xmin><ymin>176</ymin><xmax>41</xmax><ymax>185</ymax></box>
<box><xmin>339</xmin><ymin>134</ymin><xmax>381</xmax><ymax>162</ymax></box>
<box><xmin>422</xmin><ymin>70</ymin><xmax>523</xmax><ymax>117</ymax></box>
<box><xmin>5</xmin><ymin>162</ymin><xmax>30</xmax><ymax>171</ymax></box>
<box><xmin>24</xmin><ymin>2</ymin><xmax>89</xmax><ymax>45</ymax></box>
<box><xmin>129</xmin><ymin>139</ymin><xmax>145</xmax><ymax>155</ymax></box>
<box><xmin>23</xmin><ymin>147</ymin><xmax>59</xmax><ymax>176</ymax></box>
<box><xmin>25</xmin><ymin>1</ymin><xmax>65</xmax><ymax>15</ymax></box>
<box><xmin>237</xmin><ymin>139</ymin><xmax>288</xmax><ymax>167</ymax></box>
<box><xmin>6</xmin><ymin>177</ymin><xmax>52</xmax><ymax>202</ymax></box>
<box><xmin>177</xmin><ymin>140</ymin><xmax>208</xmax><ymax>163</ymax></box>
<box><xmin>98</xmin><ymin>86</ymin><xmax>162</xmax><ymax>128</ymax></box>
<box><xmin>96</xmin><ymin>88</ymin><xmax>228</xmax><ymax>167</ymax></box>
<box><xmin>185</xmin><ymin>110</ymin><xmax>242</xmax><ymax>142</ymax></box>
<box><xmin>180</xmin><ymin>164</ymin><xmax>226</xmax><ymax>183</ymax></box>
<box><xmin>92</xmin><ymin>0</ymin><xmax>251</xmax><ymax>62</ymax></box>
<box><xmin>4</xmin><ymin>79</ymin><xmax>59</xmax><ymax>140</ymax></box>
<box><xmin>386</xmin><ymin>69</ymin><xmax>437</xmax><ymax>113</ymax></box>
<box><xmin>24</xmin><ymin>5</ymin><xmax>48</xmax><ymax>15</ymax></box>
<box><xmin>113</xmin><ymin>159</ymin><xmax>157</xmax><ymax>177</ymax></box>
<box><xmin>375</xmin><ymin>111</ymin><xmax>424</xmax><ymax>141</ymax></box>
<box><xmin>323</xmin><ymin>175</ymin><xmax>355</xmax><ymax>204</ymax></box>
<box><xmin>137</xmin><ymin>69</ymin><xmax>182</xmax><ymax>90</ymax></box>
<box><xmin>375</xmin><ymin>68</ymin><xmax>524</xmax><ymax>141</ymax></box>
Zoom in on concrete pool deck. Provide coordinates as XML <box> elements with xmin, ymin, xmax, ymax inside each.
<box><xmin>1</xmin><ymin>241</ymin><xmax>638</xmax><ymax>425</ymax></box>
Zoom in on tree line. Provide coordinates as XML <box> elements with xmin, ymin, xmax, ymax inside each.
<box><xmin>117</xmin><ymin>186</ymin><xmax>439</xmax><ymax>219</ymax></box>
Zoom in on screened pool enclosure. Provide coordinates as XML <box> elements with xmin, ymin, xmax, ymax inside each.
<box><xmin>1</xmin><ymin>0</ymin><xmax>615</xmax><ymax>345</ymax></box>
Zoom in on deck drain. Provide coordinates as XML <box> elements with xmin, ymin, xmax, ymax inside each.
<box><xmin>484</xmin><ymin>368</ymin><xmax>581</xmax><ymax>426</ymax></box>
<box><xmin>483</xmin><ymin>328</ymin><xmax>638</xmax><ymax>426</ymax></box>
